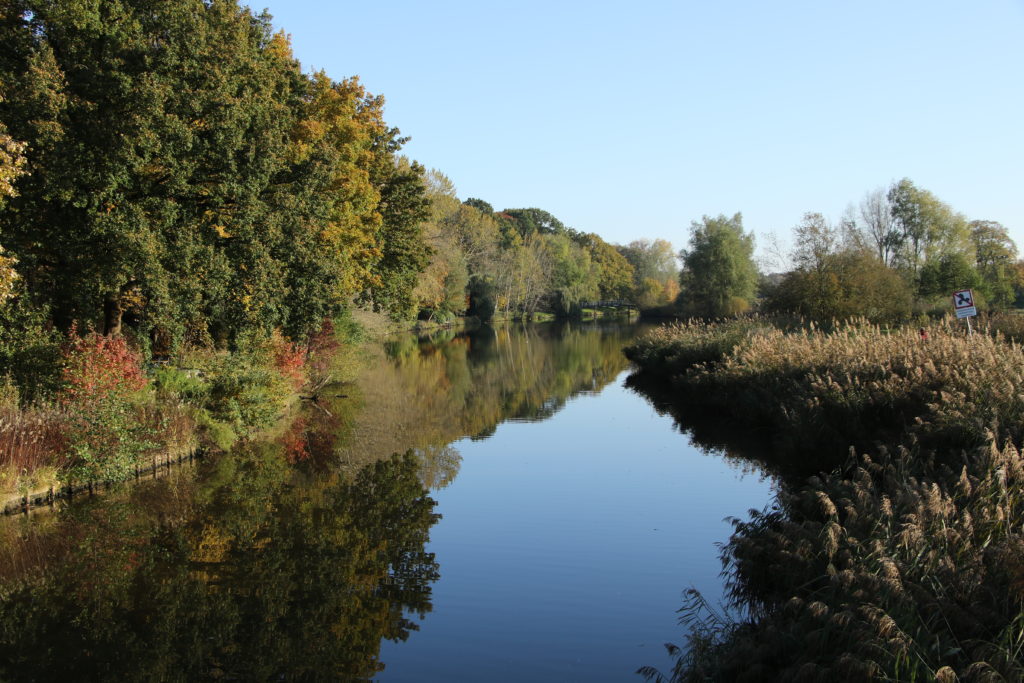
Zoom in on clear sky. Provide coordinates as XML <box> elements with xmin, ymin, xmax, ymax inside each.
<box><xmin>256</xmin><ymin>0</ymin><xmax>1024</xmax><ymax>268</ymax></box>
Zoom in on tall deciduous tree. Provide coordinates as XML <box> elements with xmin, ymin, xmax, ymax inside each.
<box><xmin>678</xmin><ymin>214</ymin><xmax>757</xmax><ymax>317</ymax></box>
<box><xmin>763</xmin><ymin>211</ymin><xmax>913</xmax><ymax>323</ymax></box>
<box><xmin>857</xmin><ymin>188</ymin><xmax>900</xmax><ymax>266</ymax></box>
<box><xmin>888</xmin><ymin>178</ymin><xmax>972</xmax><ymax>275</ymax></box>
<box><xmin>1</xmin><ymin>0</ymin><xmax>307</xmax><ymax>341</ymax></box>
<box><xmin>578</xmin><ymin>233</ymin><xmax>634</xmax><ymax>300</ymax></box>
<box><xmin>362</xmin><ymin>155</ymin><xmax>430</xmax><ymax>319</ymax></box>
<box><xmin>970</xmin><ymin>220</ymin><xmax>1018</xmax><ymax>309</ymax></box>
<box><xmin>0</xmin><ymin>112</ymin><xmax>26</xmax><ymax>303</ymax></box>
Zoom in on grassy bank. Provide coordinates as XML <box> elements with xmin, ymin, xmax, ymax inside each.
<box><xmin>627</xmin><ymin>318</ymin><xmax>1024</xmax><ymax>681</ymax></box>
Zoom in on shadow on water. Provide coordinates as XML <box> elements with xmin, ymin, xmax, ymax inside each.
<box><xmin>624</xmin><ymin>369</ymin><xmax>857</xmax><ymax>485</ymax></box>
<box><xmin>623</xmin><ymin>371</ymin><xmax>785</xmax><ymax>478</ymax></box>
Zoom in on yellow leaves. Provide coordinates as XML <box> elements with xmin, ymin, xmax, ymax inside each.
<box><xmin>0</xmin><ymin>128</ymin><xmax>28</xmax><ymax>202</ymax></box>
<box><xmin>213</xmin><ymin>224</ymin><xmax>232</xmax><ymax>239</ymax></box>
<box><xmin>0</xmin><ymin>250</ymin><xmax>18</xmax><ymax>304</ymax></box>
<box><xmin>265</xmin><ymin>30</ymin><xmax>295</xmax><ymax>62</ymax></box>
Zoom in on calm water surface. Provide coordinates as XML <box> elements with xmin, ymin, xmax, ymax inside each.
<box><xmin>0</xmin><ymin>323</ymin><xmax>774</xmax><ymax>681</ymax></box>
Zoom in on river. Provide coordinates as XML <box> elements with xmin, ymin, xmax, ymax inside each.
<box><xmin>0</xmin><ymin>322</ymin><xmax>774</xmax><ymax>681</ymax></box>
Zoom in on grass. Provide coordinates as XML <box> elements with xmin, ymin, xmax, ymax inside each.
<box><xmin>628</xmin><ymin>317</ymin><xmax>1024</xmax><ymax>681</ymax></box>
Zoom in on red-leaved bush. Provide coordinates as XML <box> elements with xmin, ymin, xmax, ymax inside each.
<box><xmin>271</xmin><ymin>331</ymin><xmax>306</xmax><ymax>391</ymax></box>
<box><xmin>60</xmin><ymin>331</ymin><xmax>147</xmax><ymax>406</ymax></box>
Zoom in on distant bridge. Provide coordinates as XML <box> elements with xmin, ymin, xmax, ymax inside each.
<box><xmin>580</xmin><ymin>300</ymin><xmax>638</xmax><ymax>312</ymax></box>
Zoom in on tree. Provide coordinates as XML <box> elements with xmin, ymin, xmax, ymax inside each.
<box><xmin>970</xmin><ymin>220</ymin><xmax>1017</xmax><ymax>309</ymax></box>
<box><xmin>762</xmin><ymin>248</ymin><xmax>912</xmax><ymax>323</ymax></box>
<box><xmin>544</xmin><ymin>233</ymin><xmax>599</xmax><ymax>317</ymax></box>
<box><xmin>678</xmin><ymin>214</ymin><xmax>757</xmax><ymax>317</ymax></box>
<box><xmin>888</xmin><ymin>178</ymin><xmax>972</xmax><ymax>275</ymax></box>
<box><xmin>1</xmin><ymin>1</ymin><xmax>309</xmax><ymax>342</ymax></box>
<box><xmin>463</xmin><ymin>197</ymin><xmax>494</xmax><ymax>215</ymax></box>
<box><xmin>619</xmin><ymin>239</ymin><xmax>678</xmax><ymax>284</ymax></box>
<box><xmin>499</xmin><ymin>208</ymin><xmax>567</xmax><ymax>239</ymax></box>
<box><xmin>413</xmin><ymin>171</ymin><xmax>470</xmax><ymax>320</ymax></box>
<box><xmin>762</xmin><ymin>212</ymin><xmax>913</xmax><ymax>323</ymax></box>
<box><xmin>0</xmin><ymin>114</ymin><xmax>26</xmax><ymax>303</ymax></box>
<box><xmin>363</xmin><ymin>155</ymin><xmax>431</xmax><ymax>319</ymax></box>
<box><xmin>617</xmin><ymin>238</ymin><xmax>679</xmax><ymax>309</ymax></box>
<box><xmin>918</xmin><ymin>252</ymin><xmax>981</xmax><ymax>302</ymax></box>
<box><xmin>792</xmin><ymin>212</ymin><xmax>841</xmax><ymax>272</ymax></box>
<box><xmin>579</xmin><ymin>233</ymin><xmax>634</xmax><ymax>300</ymax></box>
<box><xmin>856</xmin><ymin>188</ymin><xmax>900</xmax><ymax>266</ymax></box>
<box><xmin>0</xmin><ymin>118</ymin><xmax>26</xmax><ymax>204</ymax></box>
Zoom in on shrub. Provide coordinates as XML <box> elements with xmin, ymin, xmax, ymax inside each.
<box><xmin>60</xmin><ymin>332</ymin><xmax>147</xmax><ymax>407</ymax></box>
<box><xmin>270</xmin><ymin>330</ymin><xmax>306</xmax><ymax>391</ymax></box>
<box><xmin>0</xmin><ymin>293</ymin><xmax>62</xmax><ymax>404</ymax></box>
<box><xmin>204</xmin><ymin>338</ymin><xmax>291</xmax><ymax>432</ymax></box>
<box><xmin>152</xmin><ymin>365</ymin><xmax>207</xmax><ymax>402</ymax></box>
<box><xmin>59</xmin><ymin>331</ymin><xmax>155</xmax><ymax>483</ymax></box>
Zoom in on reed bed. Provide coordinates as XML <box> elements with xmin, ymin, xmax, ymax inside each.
<box><xmin>629</xmin><ymin>319</ymin><xmax>1024</xmax><ymax>681</ymax></box>
<box><xmin>624</xmin><ymin>318</ymin><xmax>776</xmax><ymax>375</ymax></box>
<box><xmin>0</xmin><ymin>407</ymin><xmax>68</xmax><ymax>494</ymax></box>
<box><xmin>629</xmin><ymin>319</ymin><xmax>1024</xmax><ymax>467</ymax></box>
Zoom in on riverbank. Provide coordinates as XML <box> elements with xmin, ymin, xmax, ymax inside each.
<box><xmin>627</xmin><ymin>318</ymin><xmax>1024</xmax><ymax>681</ymax></box>
<box><xmin>0</xmin><ymin>311</ymin><xmax>379</xmax><ymax>512</ymax></box>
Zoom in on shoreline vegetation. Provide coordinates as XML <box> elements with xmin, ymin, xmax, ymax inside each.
<box><xmin>0</xmin><ymin>309</ymin><xmax>367</xmax><ymax>512</ymax></box>
<box><xmin>626</xmin><ymin>315</ymin><xmax>1024</xmax><ymax>682</ymax></box>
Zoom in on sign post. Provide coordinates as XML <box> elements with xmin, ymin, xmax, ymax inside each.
<box><xmin>952</xmin><ymin>289</ymin><xmax>977</xmax><ymax>335</ymax></box>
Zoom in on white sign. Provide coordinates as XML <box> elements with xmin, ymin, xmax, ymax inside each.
<box><xmin>953</xmin><ymin>289</ymin><xmax>977</xmax><ymax>318</ymax></box>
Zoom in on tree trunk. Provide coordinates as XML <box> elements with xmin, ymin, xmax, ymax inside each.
<box><xmin>103</xmin><ymin>294</ymin><xmax>122</xmax><ymax>336</ymax></box>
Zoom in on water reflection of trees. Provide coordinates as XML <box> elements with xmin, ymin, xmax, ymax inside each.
<box><xmin>329</xmin><ymin>323</ymin><xmax>636</xmax><ymax>482</ymax></box>
<box><xmin>0</xmin><ymin>447</ymin><xmax>439</xmax><ymax>681</ymax></box>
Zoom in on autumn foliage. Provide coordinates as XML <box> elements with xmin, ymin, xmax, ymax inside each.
<box><xmin>58</xmin><ymin>331</ymin><xmax>152</xmax><ymax>482</ymax></box>
<box><xmin>60</xmin><ymin>331</ymin><xmax>147</xmax><ymax>406</ymax></box>
<box><xmin>271</xmin><ymin>331</ymin><xmax>306</xmax><ymax>391</ymax></box>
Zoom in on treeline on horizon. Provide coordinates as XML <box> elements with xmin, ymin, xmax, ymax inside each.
<box><xmin>671</xmin><ymin>180</ymin><xmax>1019</xmax><ymax>324</ymax></box>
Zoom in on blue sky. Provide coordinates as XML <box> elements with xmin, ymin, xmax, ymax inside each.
<box><xmin>257</xmin><ymin>1</ymin><xmax>1024</xmax><ymax>268</ymax></box>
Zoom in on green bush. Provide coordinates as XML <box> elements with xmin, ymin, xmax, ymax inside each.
<box><xmin>204</xmin><ymin>345</ymin><xmax>290</xmax><ymax>432</ymax></box>
<box><xmin>152</xmin><ymin>365</ymin><xmax>208</xmax><ymax>402</ymax></box>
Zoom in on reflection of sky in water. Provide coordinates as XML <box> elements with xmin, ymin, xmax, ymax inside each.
<box><xmin>379</xmin><ymin>368</ymin><xmax>775</xmax><ymax>682</ymax></box>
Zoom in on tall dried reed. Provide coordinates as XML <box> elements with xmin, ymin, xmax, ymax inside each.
<box><xmin>631</xmin><ymin>318</ymin><xmax>1024</xmax><ymax>681</ymax></box>
<box><xmin>0</xmin><ymin>407</ymin><xmax>68</xmax><ymax>492</ymax></box>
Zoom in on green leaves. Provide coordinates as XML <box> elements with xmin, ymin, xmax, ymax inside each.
<box><xmin>679</xmin><ymin>214</ymin><xmax>757</xmax><ymax>318</ymax></box>
<box><xmin>0</xmin><ymin>1</ymin><xmax>434</xmax><ymax>345</ymax></box>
